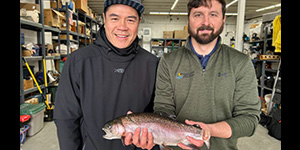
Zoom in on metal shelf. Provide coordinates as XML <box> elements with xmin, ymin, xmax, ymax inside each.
<box><xmin>20</xmin><ymin>0</ymin><xmax>101</xmax><ymax>104</ymax></box>
<box><xmin>150</xmin><ymin>38</ymin><xmax>187</xmax><ymax>57</ymax></box>
<box><xmin>257</xmin><ymin>26</ymin><xmax>281</xmax><ymax>116</ymax></box>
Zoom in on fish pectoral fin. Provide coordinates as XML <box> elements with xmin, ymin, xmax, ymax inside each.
<box><xmin>204</xmin><ymin>140</ymin><xmax>210</xmax><ymax>150</ymax></box>
<box><xmin>159</xmin><ymin>143</ymin><xmax>173</xmax><ymax>150</ymax></box>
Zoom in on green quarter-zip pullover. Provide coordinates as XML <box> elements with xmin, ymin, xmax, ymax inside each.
<box><xmin>154</xmin><ymin>36</ymin><xmax>261</xmax><ymax>150</ymax></box>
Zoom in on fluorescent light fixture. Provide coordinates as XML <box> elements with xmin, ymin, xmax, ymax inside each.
<box><xmin>225</xmin><ymin>13</ymin><xmax>238</xmax><ymax>16</ymax></box>
<box><xmin>256</xmin><ymin>3</ymin><xmax>281</xmax><ymax>12</ymax></box>
<box><xmin>171</xmin><ymin>0</ymin><xmax>179</xmax><ymax>10</ymax></box>
<box><xmin>226</xmin><ymin>0</ymin><xmax>238</xmax><ymax>8</ymax></box>
<box><xmin>149</xmin><ymin>12</ymin><xmax>188</xmax><ymax>15</ymax></box>
<box><xmin>149</xmin><ymin>12</ymin><xmax>169</xmax><ymax>15</ymax></box>
<box><xmin>170</xmin><ymin>12</ymin><xmax>188</xmax><ymax>15</ymax></box>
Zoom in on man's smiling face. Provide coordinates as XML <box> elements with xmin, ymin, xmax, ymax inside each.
<box><xmin>103</xmin><ymin>4</ymin><xmax>141</xmax><ymax>49</ymax></box>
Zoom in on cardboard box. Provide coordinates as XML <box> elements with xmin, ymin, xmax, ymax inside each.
<box><xmin>78</xmin><ymin>21</ymin><xmax>86</xmax><ymax>34</ymax></box>
<box><xmin>50</xmin><ymin>0</ymin><xmax>62</xmax><ymax>9</ymax></box>
<box><xmin>75</xmin><ymin>0</ymin><xmax>88</xmax><ymax>13</ymax></box>
<box><xmin>60</xmin><ymin>34</ymin><xmax>73</xmax><ymax>40</ymax></box>
<box><xmin>25</xmin><ymin>98</ymin><xmax>39</xmax><ymax>104</ymax></box>
<box><xmin>44</xmin><ymin>9</ymin><xmax>65</xmax><ymax>28</ymax></box>
<box><xmin>88</xmin><ymin>7</ymin><xmax>94</xmax><ymax>18</ymax></box>
<box><xmin>20</xmin><ymin>10</ymin><xmax>40</xmax><ymax>23</ymax></box>
<box><xmin>22</xmin><ymin>50</ymin><xmax>32</xmax><ymax>56</ymax></box>
<box><xmin>23</xmin><ymin>78</ymin><xmax>34</xmax><ymax>90</ymax></box>
<box><xmin>174</xmin><ymin>30</ymin><xmax>189</xmax><ymax>39</ymax></box>
<box><xmin>71</xmin><ymin>21</ymin><xmax>77</xmax><ymax>32</ymax></box>
<box><xmin>163</xmin><ymin>31</ymin><xmax>174</xmax><ymax>39</ymax></box>
<box><xmin>151</xmin><ymin>41</ymin><xmax>160</xmax><ymax>46</ymax></box>
<box><xmin>20</xmin><ymin>3</ymin><xmax>40</xmax><ymax>13</ymax></box>
<box><xmin>184</xmin><ymin>25</ymin><xmax>188</xmax><ymax>31</ymax></box>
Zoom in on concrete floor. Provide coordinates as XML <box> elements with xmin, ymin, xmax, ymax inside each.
<box><xmin>21</xmin><ymin>121</ymin><xmax>281</xmax><ymax>150</ymax></box>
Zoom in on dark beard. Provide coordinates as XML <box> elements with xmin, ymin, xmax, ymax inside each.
<box><xmin>188</xmin><ymin>22</ymin><xmax>224</xmax><ymax>44</ymax></box>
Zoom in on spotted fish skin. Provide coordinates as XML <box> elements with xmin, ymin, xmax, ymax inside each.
<box><xmin>102</xmin><ymin>113</ymin><xmax>210</xmax><ymax>149</ymax></box>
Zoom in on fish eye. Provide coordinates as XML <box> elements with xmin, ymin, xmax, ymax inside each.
<box><xmin>108</xmin><ymin>125</ymin><xmax>112</xmax><ymax>129</ymax></box>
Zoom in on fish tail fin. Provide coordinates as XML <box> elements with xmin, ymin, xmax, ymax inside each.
<box><xmin>201</xmin><ymin>129</ymin><xmax>211</xmax><ymax>149</ymax></box>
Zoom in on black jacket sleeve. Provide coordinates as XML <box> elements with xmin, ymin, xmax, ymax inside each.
<box><xmin>53</xmin><ymin>55</ymin><xmax>83</xmax><ymax>150</ymax></box>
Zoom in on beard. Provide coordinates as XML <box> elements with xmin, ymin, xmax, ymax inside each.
<box><xmin>188</xmin><ymin>22</ymin><xmax>224</xmax><ymax>44</ymax></box>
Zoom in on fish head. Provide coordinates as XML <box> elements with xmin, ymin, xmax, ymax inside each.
<box><xmin>102</xmin><ymin>119</ymin><xmax>125</xmax><ymax>140</ymax></box>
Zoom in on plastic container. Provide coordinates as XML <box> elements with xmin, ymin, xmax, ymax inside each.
<box><xmin>20</xmin><ymin>103</ymin><xmax>46</xmax><ymax>136</ymax></box>
<box><xmin>20</xmin><ymin>125</ymin><xmax>30</xmax><ymax>144</ymax></box>
<box><xmin>20</xmin><ymin>115</ymin><xmax>31</xmax><ymax>122</ymax></box>
<box><xmin>20</xmin><ymin>115</ymin><xmax>31</xmax><ymax>127</ymax></box>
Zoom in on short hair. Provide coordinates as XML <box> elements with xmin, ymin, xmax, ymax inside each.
<box><xmin>187</xmin><ymin>0</ymin><xmax>226</xmax><ymax>19</ymax></box>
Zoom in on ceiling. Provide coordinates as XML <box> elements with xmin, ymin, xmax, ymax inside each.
<box><xmin>88</xmin><ymin>0</ymin><xmax>281</xmax><ymax>20</ymax></box>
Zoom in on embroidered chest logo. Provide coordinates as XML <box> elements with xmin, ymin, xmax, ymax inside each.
<box><xmin>176</xmin><ymin>71</ymin><xmax>195</xmax><ymax>79</ymax></box>
<box><xmin>218</xmin><ymin>72</ymin><xmax>227</xmax><ymax>77</ymax></box>
<box><xmin>114</xmin><ymin>68</ymin><xmax>125</xmax><ymax>74</ymax></box>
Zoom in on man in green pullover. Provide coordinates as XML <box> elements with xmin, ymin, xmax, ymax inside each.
<box><xmin>152</xmin><ymin>0</ymin><xmax>261</xmax><ymax>149</ymax></box>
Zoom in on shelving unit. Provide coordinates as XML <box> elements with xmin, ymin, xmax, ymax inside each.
<box><xmin>150</xmin><ymin>38</ymin><xmax>186</xmax><ymax>57</ymax></box>
<box><xmin>20</xmin><ymin>0</ymin><xmax>56</xmax><ymax>104</ymax></box>
<box><xmin>255</xmin><ymin>26</ymin><xmax>281</xmax><ymax>116</ymax></box>
<box><xmin>20</xmin><ymin>0</ymin><xmax>101</xmax><ymax>104</ymax></box>
<box><xmin>54</xmin><ymin>1</ymin><xmax>100</xmax><ymax>56</ymax></box>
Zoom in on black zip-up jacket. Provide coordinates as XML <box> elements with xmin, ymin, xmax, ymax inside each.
<box><xmin>53</xmin><ymin>26</ymin><xmax>159</xmax><ymax>150</ymax></box>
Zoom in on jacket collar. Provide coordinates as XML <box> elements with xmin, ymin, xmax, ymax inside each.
<box><xmin>184</xmin><ymin>36</ymin><xmax>222</xmax><ymax>54</ymax></box>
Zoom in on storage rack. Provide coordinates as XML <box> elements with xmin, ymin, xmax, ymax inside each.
<box><xmin>20</xmin><ymin>0</ymin><xmax>101</xmax><ymax>104</ymax></box>
<box><xmin>150</xmin><ymin>38</ymin><xmax>186</xmax><ymax>57</ymax></box>
<box><xmin>54</xmin><ymin>1</ymin><xmax>101</xmax><ymax>56</ymax></box>
<box><xmin>20</xmin><ymin>0</ymin><xmax>57</xmax><ymax>104</ymax></box>
<box><xmin>256</xmin><ymin>26</ymin><xmax>281</xmax><ymax>116</ymax></box>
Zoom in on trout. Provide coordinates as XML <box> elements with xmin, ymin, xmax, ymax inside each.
<box><xmin>102</xmin><ymin>113</ymin><xmax>210</xmax><ymax>150</ymax></box>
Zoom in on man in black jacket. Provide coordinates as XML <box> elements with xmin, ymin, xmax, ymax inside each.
<box><xmin>53</xmin><ymin>0</ymin><xmax>158</xmax><ymax>149</ymax></box>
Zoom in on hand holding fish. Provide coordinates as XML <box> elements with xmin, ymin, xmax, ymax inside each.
<box><xmin>123</xmin><ymin>111</ymin><xmax>155</xmax><ymax>150</ymax></box>
<box><xmin>177</xmin><ymin>120</ymin><xmax>211</xmax><ymax>149</ymax></box>
<box><xmin>102</xmin><ymin>112</ymin><xmax>211</xmax><ymax>150</ymax></box>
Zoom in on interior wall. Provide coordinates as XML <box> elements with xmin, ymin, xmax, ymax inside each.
<box><xmin>138</xmin><ymin>15</ymin><xmax>238</xmax><ymax>51</ymax></box>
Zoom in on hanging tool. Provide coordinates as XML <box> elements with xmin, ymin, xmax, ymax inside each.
<box><xmin>22</xmin><ymin>57</ymin><xmax>54</xmax><ymax>110</ymax></box>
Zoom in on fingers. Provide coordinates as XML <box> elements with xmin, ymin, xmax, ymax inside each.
<box><xmin>185</xmin><ymin>120</ymin><xmax>210</xmax><ymax>131</ymax></box>
<box><xmin>132</xmin><ymin>127</ymin><xmax>141</xmax><ymax>145</ymax></box>
<box><xmin>140</xmin><ymin>128</ymin><xmax>148</xmax><ymax>146</ymax></box>
<box><xmin>127</xmin><ymin>111</ymin><xmax>133</xmax><ymax>115</ymax></box>
<box><xmin>187</xmin><ymin>136</ymin><xmax>204</xmax><ymax>147</ymax></box>
<box><xmin>131</xmin><ymin>127</ymin><xmax>155</xmax><ymax>150</ymax></box>
<box><xmin>124</xmin><ymin>132</ymin><xmax>133</xmax><ymax>145</ymax></box>
<box><xmin>177</xmin><ymin>143</ymin><xmax>193</xmax><ymax>150</ymax></box>
<box><xmin>148</xmin><ymin>132</ymin><xmax>154</xmax><ymax>146</ymax></box>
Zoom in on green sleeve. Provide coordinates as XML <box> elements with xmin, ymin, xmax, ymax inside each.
<box><xmin>225</xmin><ymin>56</ymin><xmax>261</xmax><ymax>139</ymax></box>
<box><xmin>153</xmin><ymin>55</ymin><xmax>176</xmax><ymax>116</ymax></box>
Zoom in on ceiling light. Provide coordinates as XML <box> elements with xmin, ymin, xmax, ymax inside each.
<box><xmin>170</xmin><ymin>12</ymin><xmax>188</xmax><ymax>15</ymax></box>
<box><xmin>256</xmin><ymin>3</ymin><xmax>281</xmax><ymax>12</ymax></box>
<box><xmin>225</xmin><ymin>13</ymin><xmax>238</xmax><ymax>16</ymax></box>
<box><xmin>171</xmin><ymin>0</ymin><xmax>179</xmax><ymax>10</ymax></box>
<box><xmin>150</xmin><ymin>12</ymin><xmax>169</xmax><ymax>15</ymax></box>
<box><xmin>226</xmin><ymin>0</ymin><xmax>238</xmax><ymax>8</ymax></box>
<box><xmin>149</xmin><ymin>12</ymin><xmax>188</xmax><ymax>15</ymax></box>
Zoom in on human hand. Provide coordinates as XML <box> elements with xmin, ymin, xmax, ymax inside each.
<box><xmin>177</xmin><ymin>120</ymin><xmax>211</xmax><ymax>149</ymax></box>
<box><xmin>123</xmin><ymin>111</ymin><xmax>155</xmax><ymax>150</ymax></box>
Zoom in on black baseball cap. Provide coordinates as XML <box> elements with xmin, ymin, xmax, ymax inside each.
<box><xmin>104</xmin><ymin>0</ymin><xmax>144</xmax><ymax>16</ymax></box>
